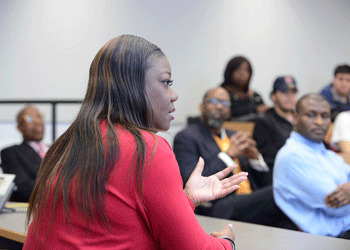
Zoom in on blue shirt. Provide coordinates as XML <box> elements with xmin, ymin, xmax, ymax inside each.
<box><xmin>273</xmin><ymin>132</ymin><xmax>350</xmax><ymax>237</ymax></box>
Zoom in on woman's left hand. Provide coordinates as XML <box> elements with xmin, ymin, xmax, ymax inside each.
<box><xmin>184</xmin><ymin>157</ymin><xmax>248</xmax><ymax>207</ymax></box>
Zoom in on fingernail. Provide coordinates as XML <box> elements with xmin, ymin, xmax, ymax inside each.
<box><xmin>229</xmin><ymin>224</ymin><xmax>233</xmax><ymax>229</ymax></box>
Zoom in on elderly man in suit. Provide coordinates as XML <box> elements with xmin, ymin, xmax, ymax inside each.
<box><xmin>1</xmin><ymin>105</ymin><xmax>48</xmax><ymax>202</ymax></box>
<box><xmin>173</xmin><ymin>87</ymin><xmax>296</xmax><ymax>229</ymax></box>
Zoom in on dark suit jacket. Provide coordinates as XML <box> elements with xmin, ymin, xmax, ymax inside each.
<box><xmin>173</xmin><ymin>121</ymin><xmax>259</xmax><ymax>190</ymax></box>
<box><xmin>1</xmin><ymin>141</ymin><xmax>42</xmax><ymax>202</ymax></box>
<box><xmin>173</xmin><ymin>122</ymin><xmax>295</xmax><ymax>227</ymax></box>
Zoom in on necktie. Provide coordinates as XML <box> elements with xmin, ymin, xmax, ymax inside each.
<box><xmin>213</xmin><ymin>134</ymin><xmax>253</xmax><ymax>194</ymax></box>
<box><xmin>38</xmin><ymin>142</ymin><xmax>46</xmax><ymax>159</ymax></box>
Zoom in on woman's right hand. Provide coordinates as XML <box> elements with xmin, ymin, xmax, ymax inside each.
<box><xmin>210</xmin><ymin>223</ymin><xmax>235</xmax><ymax>243</ymax></box>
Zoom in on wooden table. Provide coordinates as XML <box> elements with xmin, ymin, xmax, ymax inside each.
<box><xmin>0</xmin><ymin>210</ymin><xmax>26</xmax><ymax>244</ymax></box>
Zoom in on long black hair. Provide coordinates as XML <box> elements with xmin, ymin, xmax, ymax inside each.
<box><xmin>27</xmin><ymin>35</ymin><xmax>164</xmax><ymax>229</ymax></box>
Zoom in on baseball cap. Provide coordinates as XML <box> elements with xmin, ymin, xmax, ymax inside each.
<box><xmin>272</xmin><ymin>76</ymin><xmax>297</xmax><ymax>93</ymax></box>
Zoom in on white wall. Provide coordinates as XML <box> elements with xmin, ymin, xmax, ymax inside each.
<box><xmin>1</xmin><ymin>0</ymin><xmax>350</xmax><ymax>125</ymax></box>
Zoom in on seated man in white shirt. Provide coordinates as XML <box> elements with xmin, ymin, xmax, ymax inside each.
<box><xmin>0</xmin><ymin>105</ymin><xmax>48</xmax><ymax>202</ymax></box>
<box><xmin>331</xmin><ymin>111</ymin><xmax>350</xmax><ymax>153</ymax></box>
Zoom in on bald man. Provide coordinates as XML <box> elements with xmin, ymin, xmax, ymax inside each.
<box><xmin>1</xmin><ymin>106</ymin><xmax>48</xmax><ymax>202</ymax></box>
<box><xmin>174</xmin><ymin>87</ymin><xmax>296</xmax><ymax>229</ymax></box>
<box><xmin>274</xmin><ymin>94</ymin><xmax>350</xmax><ymax>238</ymax></box>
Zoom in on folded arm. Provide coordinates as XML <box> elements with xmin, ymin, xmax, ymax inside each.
<box><xmin>276</xmin><ymin>152</ymin><xmax>350</xmax><ymax>217</ymax></box>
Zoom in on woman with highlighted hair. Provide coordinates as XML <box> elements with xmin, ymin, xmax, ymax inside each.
<box><xmin>24</xmin><ymin>35</ymin><xmax>246</xmax><ymax>249</ymax></box>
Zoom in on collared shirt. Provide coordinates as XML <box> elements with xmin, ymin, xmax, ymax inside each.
<box><xmin>28</xmin><ymin>141</ymin><xmax>48</xmax><ymax>158</ymax></box>
<box><xmin>273</xmin><ymin>132</ymin><xmax>350</xmax><ymax>236</ymax></box>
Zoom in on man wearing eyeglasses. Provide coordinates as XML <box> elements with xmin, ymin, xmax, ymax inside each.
<box><xmin>173</xmin><ymin>87</ymin><xmax>297</xmax><ymax>229</ymax></box>
<box><xmin>1</xmin><ymin>105</ymin><xmax>47</xmax><ymax>202</ymax></box>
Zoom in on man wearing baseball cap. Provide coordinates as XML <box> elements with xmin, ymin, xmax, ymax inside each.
<box><xmin>252</xmin><ymin>76</ymin><xmax>298</xmax><ymax>187</ymax></box>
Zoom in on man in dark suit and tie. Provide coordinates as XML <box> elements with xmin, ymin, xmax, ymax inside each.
<box><xmin>173</xmin><ymin>87</ymin><xmax>297</xmax><ymax>229</ymax></box>
<box><xmin>1</xmin><ymin>106</ymin><xmax>48</xmax><ymax>202</ymax></box>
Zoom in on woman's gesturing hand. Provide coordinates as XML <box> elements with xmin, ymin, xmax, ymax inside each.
<box><xmin>184</xmin><ymin>157</ymin><xmax>248</xmax><ymax>207</ymax></box>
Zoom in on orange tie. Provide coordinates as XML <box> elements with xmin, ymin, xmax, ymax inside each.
<box><xmin>214</xmin><ymin>134</ymin><xmax>253</xmax><ymax>194</ymax></box>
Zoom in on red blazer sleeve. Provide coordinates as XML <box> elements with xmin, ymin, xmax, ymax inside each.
<box><xmin>141</xmin><ymin>135</ymin><xmax>232</xmax><ymax>249</ymax></box>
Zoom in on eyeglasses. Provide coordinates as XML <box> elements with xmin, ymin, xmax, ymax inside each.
<box><xmin>204</xmin><ymin>98</ymin><xmax>231</xmax><ymax>107</ymax></box>
<box><xmin>23</xmin><ymin>114</ymin><xmax>44</xmax><ymax>124</ymax></box>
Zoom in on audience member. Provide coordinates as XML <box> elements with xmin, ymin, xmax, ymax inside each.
<box><xmin>274</xmin><ymin>94</ymin><xmax>350</xmax><ymax>239</ymax></box>
<box><xmin>220</xmin><ymin>56</ymin><xmax>269</xmax><ymax>121</ymax></box>
<box><xmin>0</xmin><ymin>105</ymin><xmax>47</xmax><ymax>202</ymax></box>
<box><xmin>330</xmin><ymin>111</ymin><xmax>350</xmax><ymax>164</ymax></box>
<box><xmin>24</xmin><ymin>35</ymin><xmax>245</xmax><ymax>249</ymax></box>
<box><xmin>174</xmin><ymin>87</ymin><xmax>297</xmax><ymax>229</ymax></box>
<box><xmin>331</xmin><ymin>111</ymin><xmax>350</xmax><ymax>153</ymax></box>
<box><xmin>320</xmin><ymin>64</ymin><xmax>350</xmax><ymax>120</ymax></box>
<box><xmin>252</xmin><ymin>76</ymin><xmax>297</xmax><ymax>187</ymax></box>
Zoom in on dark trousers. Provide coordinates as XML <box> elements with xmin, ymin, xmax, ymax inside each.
<box><xmin>211</xmin><ymin>185</ymin><xmax>298</xmax><ymax>230</ymax></box>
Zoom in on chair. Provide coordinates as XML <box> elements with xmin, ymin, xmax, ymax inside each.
<box><xmin>187</xmin><ymin>116</ymin><xmax>255</xmax><ymax>136</ymax></box>
<box><xmin>223</xmin><ymin>121</ymin><xmax>255</xmax><ymax>136</ymax></box>
<box><xmin>187</xmin><ymin>116</ymin><xmax>200</xmax><ymax>125</ymax></box>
